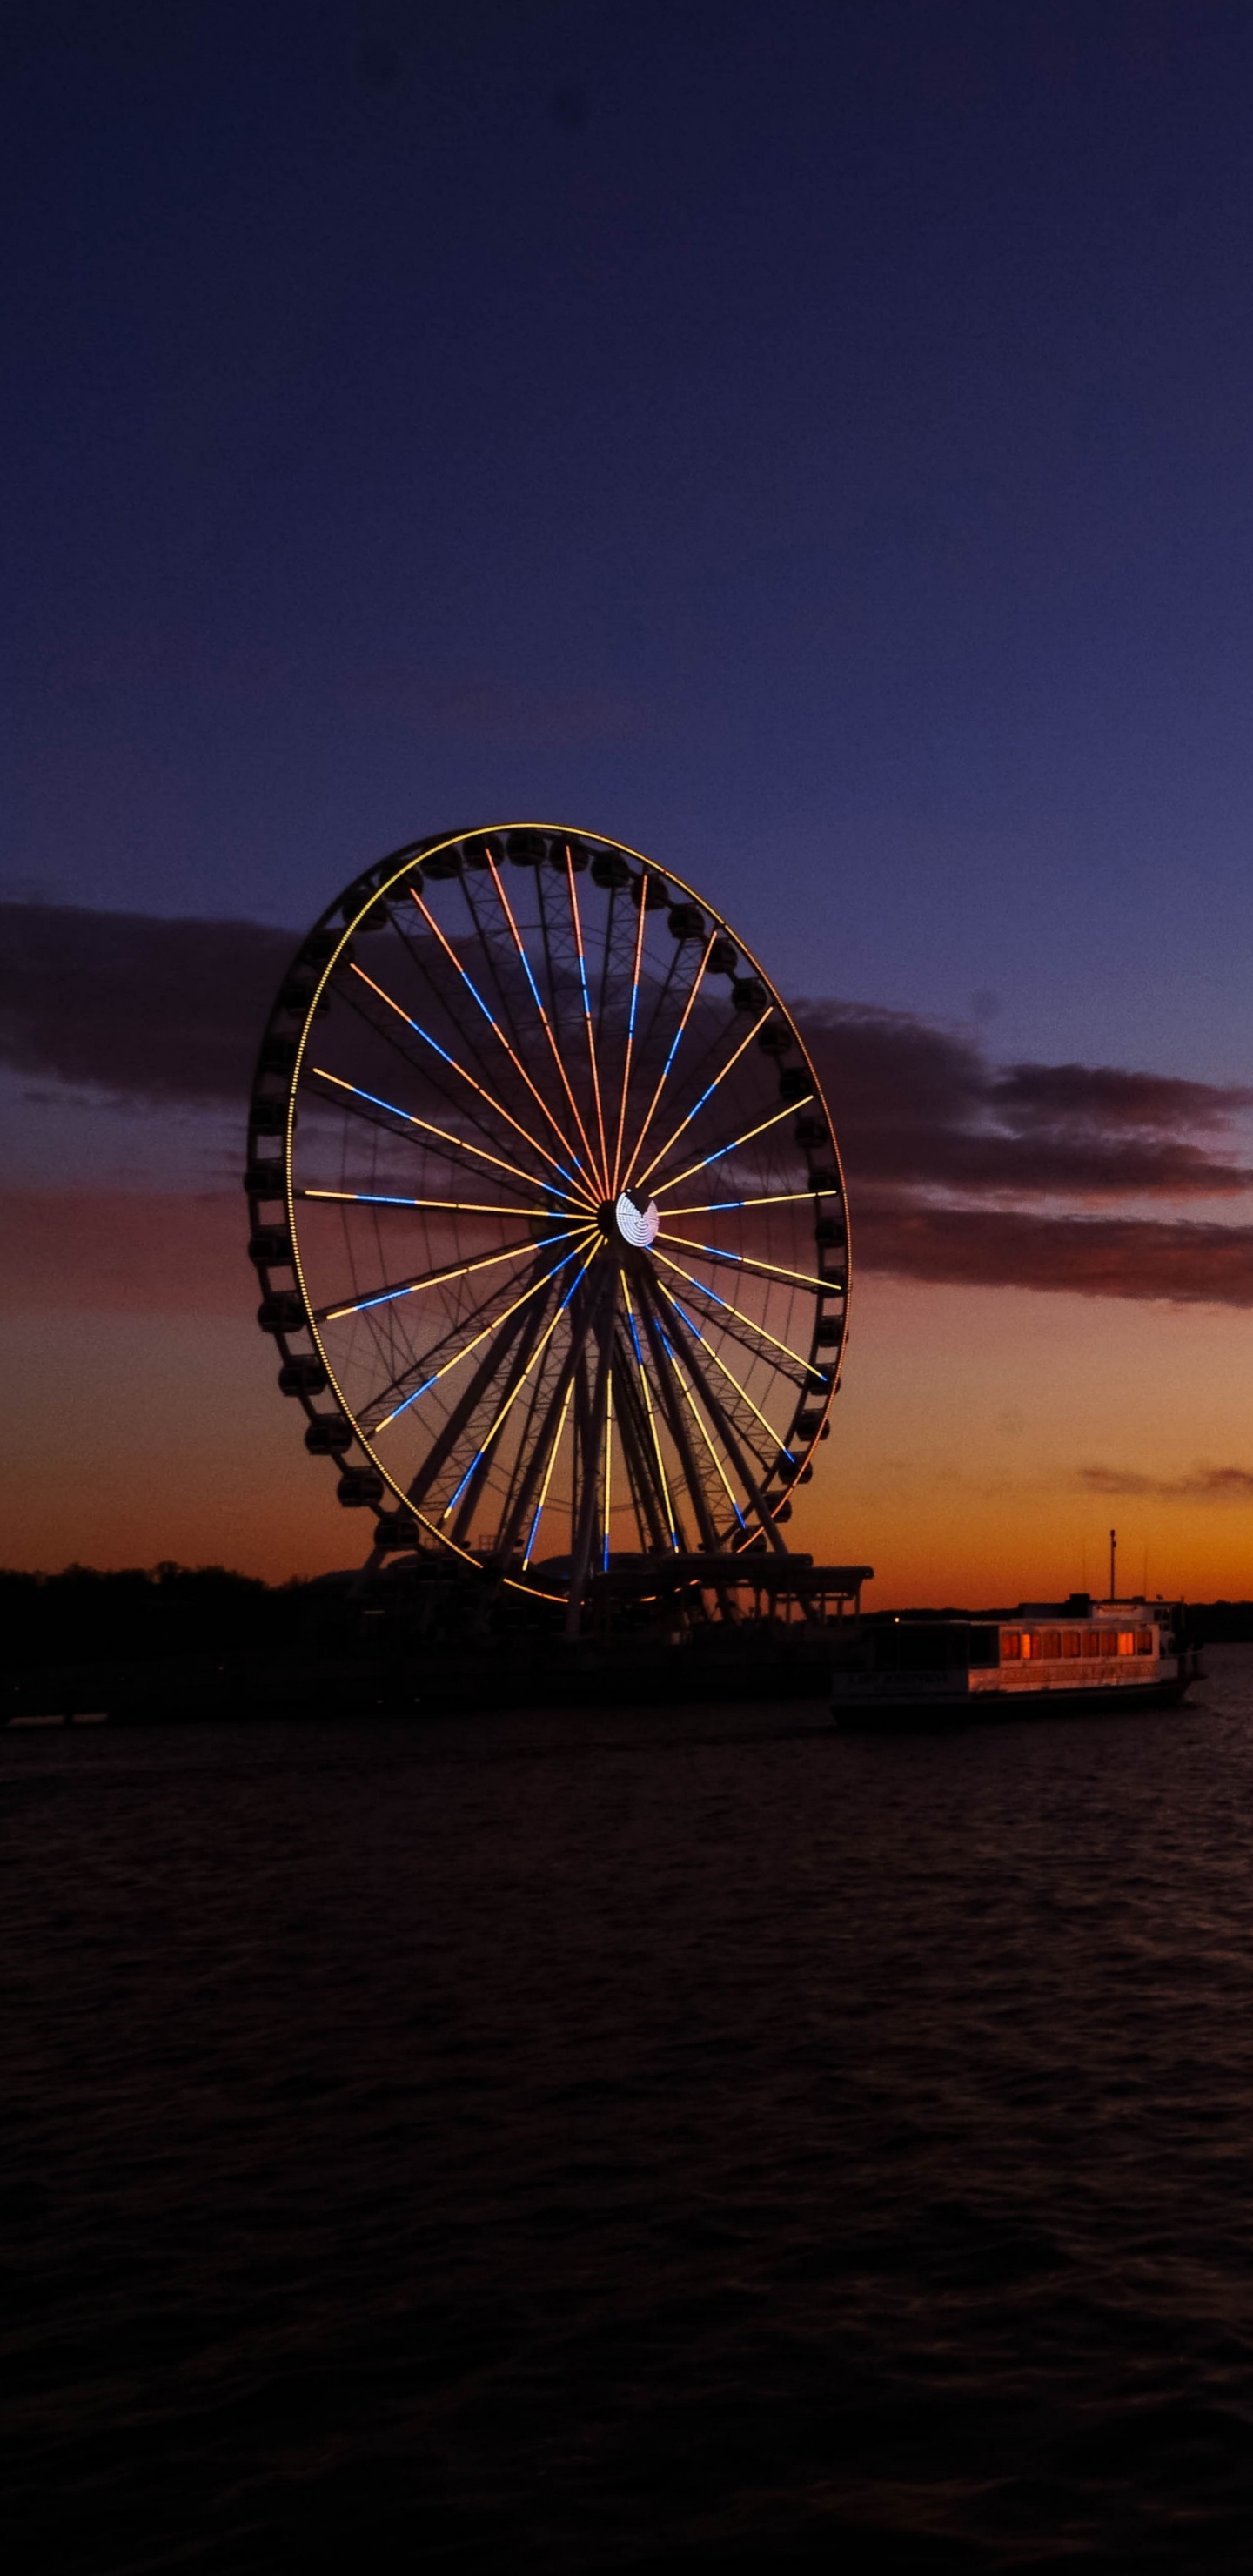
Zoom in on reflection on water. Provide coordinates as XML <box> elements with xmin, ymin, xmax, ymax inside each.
<box><xmin>7</xmin><ymin>1649</ymin><xmax>1253</xmax><ymax>2571</ymax></box>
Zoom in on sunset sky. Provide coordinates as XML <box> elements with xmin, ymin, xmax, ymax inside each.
<box><xmin>6</xmin><ymin>0</ymin><xmax>1253</xmax><ymax>1603</ymax></box>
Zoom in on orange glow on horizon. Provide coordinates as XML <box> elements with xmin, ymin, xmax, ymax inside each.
<box><xmin>3</xmin><ymin>1193</ymin><xmax>1253</xmax><ymax>1602</ymax></box>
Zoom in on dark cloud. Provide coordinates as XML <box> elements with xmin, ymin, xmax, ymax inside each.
<box><xmin>0</xmin><ymin>902</ymin><xmax>293</xmax><ymax>1104</ymax></box>
<box><xmin>1078</xmin><ymin>1465</ymin><xmax>1253</xmax><ymax>1502</ymax></box>
<box><xmin>854</xmin><ymin>1197</ymin><xmax>1253</xmax><ymax>1305</ymax></box>
<box><xmin>801</xmin><ymin>1003</ymin><xmax>1253</xmax><ymax>1201</ymax></box>
<box><xmin>5</xmin><ymin>904</ymin><xmax>1253</xmax><ymax>1307</ymax></box>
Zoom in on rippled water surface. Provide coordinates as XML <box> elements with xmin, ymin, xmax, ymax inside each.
<box><xmin>8</xmin><ymin>1653</ymin><xmax>1253</xmax><ymax>2571</ymax></box>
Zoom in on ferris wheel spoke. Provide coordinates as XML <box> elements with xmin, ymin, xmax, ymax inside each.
<box><xmin>347</xmin><ymin>960</ymin><xmax>591</xmax><ymax>1198</ymax></box>
<box><xmin>651</xmin><ymin>1092</ymin><xmax>813</xmax><ymax>1196</ymax></box>
<box><xmin>664</xmin><ymin>1187</ymin><xmax>836</xmax><ymax>1215</ymax></box>
<box><xmin>310</xmin><ymin>1067</ymin><xmax>591</xmax><ymax>1205</ymax></box>
<box><xmin>398</xmin><ymin>1286</ymin><xmax>555</xmax><ymax>1514</ymax></box>
<box><xmin>410</xmin><ymin>888</ymin><xmax>593</xmax><ymax>1189</ymax></box>
<box><xmin>633</xmin><ymin>1008</ymin><xmax>774</xmax><ymax>1194</ymax></box>
<box><xmin>439</xmin><ymin>1244</ymin><xmax>598</xmax><ymax>1530</ymax></box>
<box><xmin>301</xmin><ymin>1190</ymin><xmax>553</xmax><ymax>1218</ymax></box>
<box><xmin>566</xmin><ymin>1264</ymin><xmax>620</xmax><ymax>1620</ymax></box>
<box><xmin>455</xmin><ymin>863</ymin><xmax>533</xmax><ymax>1057</ymax></box>
<box><xmin>609</xmin><ymin>889</ymin><xmax>650</xmax><ymax>1197</ymax></box>
<box><xmin>652</xmin><ymin>1286</ymin><xmax>792</xmax><ymax>1553</ymax></box>
<box><xmin>620</xmin><ymin>930</ymin><xmax>717</xmax><ymax>1193</ymax></box>
<box><xmin>640</xmin><ymin>1295</ymin><xmax>747</xmax><ymax>1533</ymax></box>
<box><xmin>350</xmin><ymin>1241</ymin><xmax>565</xmax><ymax>1424</ymax></box>
<box><xmin>444</xmin><ymin>1267</ymin><xmax>566</xmax><ymax>1545</ymax></box>
<box><xmin>491</xmin><ymin>1332</ymin><xmax>560</xmax><ymax>1553</ymax></box>
<box><xmin>653</xmin><ymin>1278</ymin><xmax>789</xmax><ymax>1461</ymax></box>
<box><xmin>621</xmin><ymin>1274</ymin><xmax>682</xmax><ymax>1551</ymax></box>
<box><xmin>611</xmin><ymin>1345</ymin><xmax>669</xmax><ymax>1558</ymax></box>
<box><xmin>595</xmin><ymin>883</ymin><xmax>620</xmax><ymax>1050</ymax></box>
<box><xmin>649</xmin><ymin>1247</ymin><xmax>826</xmax><ymax>1387</ymax></box>
<box><xmin>616</xmin><ymin>1287</ymin><xmax>681</xmax><ymax>1553</ymax></box>
<box><xmin>565</xmin><ymin>849</ymin><xmax>610</xmax><ymax>1190</ymax></box>
<box><xmin>371</xmin><ymin>1233</ymin><xmax>596</xmax><ymax>1431</ymax></box>
<box><xmin>338</xmin><ymin>956</ymin><xmax>536</xmax><ymax>1184</ymax></box>
<box><xmin>632</xmin><ymin>1276</ymin><xmax>723</xmax><ymax>1552</ymax></box>
<box><xmin>631</xmin><ymin>931</ymin><xmax>686</xmax><ymax>1077</ymax></box>
<box><xmin>658</xmin><ymin>1232</ymin><xmax>836</xmax><ymax>1296</ymax></box>
<box><xmin>485</xmin><ymin>851</ymin><xmax>602</xmax><ymax>1188</ymax></box>
<box><xmin>493</xmin><ymin>1270</ymin><xmax>600</xmax><ymax>1562</ymax></box>
<box><xmin>385</xmin><ymin>900</ymin><xmax>519</xmax><ymax>1125</ymax></box>
<box><xmin>520</xmin><ymin>1371</ymin><xmax>576</xmax><ymax>1568</ymax></box>
<box><xmin>316</xmin><ymin>1228</ymin><xmax>577</xmax><ymax>1324</ymax></box>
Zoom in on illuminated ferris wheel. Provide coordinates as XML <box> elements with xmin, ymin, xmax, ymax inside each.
<box><xmin>246</xmin><ymin>826</ymin><xmax>849</xmax><ymax>1613</ymax></box>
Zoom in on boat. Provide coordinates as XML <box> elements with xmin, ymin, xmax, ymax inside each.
<box><xmin>830</xmin><ymin>1594</ymin><xmax>1203</xmax><ymax>1727</ymax></box>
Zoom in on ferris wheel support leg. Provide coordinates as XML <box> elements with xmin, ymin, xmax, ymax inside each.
<box><xmin>633</xmin><ymin>1272</ymin><xmax>722</xmax><ymax>1560</ymax></box>
<box><xmin>401</xmin><ymin>1292</ymin><xmax>542</xmax><ymax>1517</ymax></box>
<box><xmin>565</xmin><ymin>1267</ymin><xmax>619</xmax><ymax>1640</ymax></box>
<box><xmin>658</xmin><ymin>1298</ymin><xmax>792</xmax><ymax>1560</ymax></box>
<box><xmin>492</xmin><ymin>1304</ymin><xmax>591</xmax><ymax>1567</ymax></box>
<box><xmin>445</xmin><ymin>1283</ymin><xmax>559</xmax><ymax>1551</ymax></box>
<box><xmin>610</xmin><ymin>1332</ymin><xmax>673</xmax><ymax>1559</ymax></box>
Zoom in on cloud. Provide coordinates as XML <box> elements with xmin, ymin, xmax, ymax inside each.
<box><xmin>5</xmin><ymin>904</ymin><xmax>1253</xmax><ymax>1309</ymax></box>
<box><xmin>1077</xmin><ymin>1465</ymin><xmax>1253</xmax><ymax>1502</ymax></box>
<box><xmin>0</xmin><ymin>902</ymin><xmax>293</xmax><ymax>1104</ymax></box>
<box><xmin>801</xmin><ymin>1003</ymin><xmax>1253</xmax><ymax>1200</ymax></box>
<box><xmin>854</xmin><ymin>1198</ymin><xmax>1253</xmax><ymax>1304</ymax></box>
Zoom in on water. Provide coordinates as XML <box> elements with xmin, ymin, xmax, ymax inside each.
<box><xmin>7</xmin><ymin>1651</ymin><xmax>1253</xmax><ymax>2572</ymax></box>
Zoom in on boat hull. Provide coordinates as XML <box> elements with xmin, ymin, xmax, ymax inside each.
<box><xmin>833</xmin><ymin>1670</ymin><xmax>1198</xmax><ymax>1731</ymax></box>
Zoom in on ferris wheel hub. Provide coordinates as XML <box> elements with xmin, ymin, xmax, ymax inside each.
<box><xmin>611</xmin><ymin>1186</ymin><xmax>660</xmax><ymax>1249</ymax></box>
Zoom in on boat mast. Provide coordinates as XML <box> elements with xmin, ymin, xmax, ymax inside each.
<box><xmin>1109</xmin><ymin>1526</ymin><xmax>1117</xmax><ymax>1600</ymax></box>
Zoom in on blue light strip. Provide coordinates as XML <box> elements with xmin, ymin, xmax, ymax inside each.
<box><xmin>446</xmin><ymin>1448</ymin><xmax>484</xmax><ymax>1513</ymax></box>
<box><xmin>376</xmin><ymin>1239</ymin><xmax>590</xmax><ymax>1428</ymax></box>
<box><xmin>343</xmin><ymin>1233</ymin><xmax>570</xmax><ymax>1316</ymax></box>
<box><xmin>665</xmin><ymin>1292</ymin><xmax>793</xmax><ymax>1463</ymax></box>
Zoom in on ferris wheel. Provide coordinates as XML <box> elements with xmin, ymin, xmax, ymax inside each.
<box><xmin>246</xmin><ymin>826</ymin><xmax>849</xmax><ymax>1613</ymax></box>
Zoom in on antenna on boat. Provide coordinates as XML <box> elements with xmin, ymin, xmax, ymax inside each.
<box><xmin>1109</xmin><ymin>1526</ymin><xmax>1117</xmax><ymax>1600</ymax></box>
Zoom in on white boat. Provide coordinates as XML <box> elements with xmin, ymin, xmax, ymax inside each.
<box><xmin>831</xmin><ymin>1595</ymin><xmax>1203</xmax><ymax>1727</ymax></box>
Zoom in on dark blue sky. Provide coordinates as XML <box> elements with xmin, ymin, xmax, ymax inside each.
<box><xmin>7</xmin><ymin>0</ymin><xmax>1253</xmax><ymax>1076</ymax></box>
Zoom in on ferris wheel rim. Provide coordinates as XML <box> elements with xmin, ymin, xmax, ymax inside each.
<box><xmin>247</xmin><ymin>824</ymin><xmax>851</xmax><ymax>1605</ymax></box>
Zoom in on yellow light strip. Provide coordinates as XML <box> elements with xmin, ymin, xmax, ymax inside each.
<box><xmin>659</xmin><ymin>1332</ymin><xmax>745</xmax><ymax>1523</ymax></box>
<box><xmin>610</xmin><ymin>886</ymin><xmax>650</xmax><ymax>1197</ymax></box>
<box><xmin>634</xmin><ymin>1008</ymin><xmax>774</xmax><ymax>1192</ymax></box>
<box><xmin>601</xmin><ymin>1359</ymin><xmax>613</xmax><ymax>1568</ymax></box>
<box><xmin>485</xmin><ymin>855</ymin><xmax>601</xmax><ymax>1187</ymax></box>
<box><xmin>523</xmin><ymin>1373</ymin><xmax>576</xmax><ymax>1567</ymax></box>
<box><xmin>662</xmin><ymin>1188</ymin><xmax>832</xmax><ymax>1215</ymax></box>
<box><xmin>350</xmin><ymin>960</ymin><xmax>585</xmax><ymax>1194</ymax></box>
<box><xmin>372</xmin><ymin>1229</ymin><xmax>597</xmax><ymax>1430</ymax></box>
<box><xmin>656</xmin><ymin>1277</ymin><xmax>786</xmax><ymax>1452</ymax></box>
<box><xmin>622</xmin><ymin>1272</ymin><xmax>680</xmax><ymax>1548</ymax></box>
<box><xmin>409</xmin><ymin>887</ymin><xmax>591</xmax><ymax>1190</ymax></box>
<box><xmin>653</xmin><ymin>1094</ymin><xmax>812</xmax><ymax>1195</ymax></box>
<box><xmin>620</xmin><ymin>929</ymin><xmax>716</xmax><ymax>1193</ymax></box>
<box><xmin>303</xmin><ymin>1191</ymin><xmax>551</xmax><ymax>1217</ymax></box>
<box><xmin>311</xmin><ymin>1067</ymin><xmax>572</xmax><ymax>1201</ymax></box>
<box><xmin>658</xmin><ymin>1232</ymin><xmax>834</xmax><ymax>1295</ymax></box>
<box><xmin>650</xmin><ymin>1247</ymin><xmax>825</xmax><ymax>1381</ymax></box>
<box><xmin>566</xmin><ymin>847</ymin><xmax>610</xmax><ymax>1190</ymax></box>
<box><xmin>438</xmin><ymin>1248</ymin><xmax>596</xmax><ymax>1518</ymax></box>
<box><xmin>320</xmin><ymin>1231</ymin><xmax>567</xmax><ymax>1324</ymax></box>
